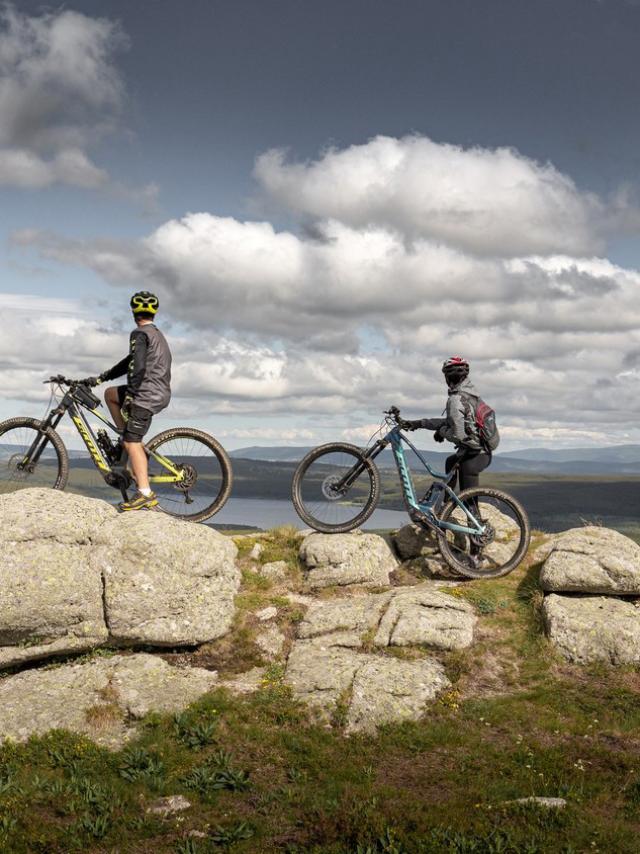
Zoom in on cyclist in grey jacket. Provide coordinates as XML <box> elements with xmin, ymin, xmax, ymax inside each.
<box><xmin>401</xmin><ymin>356</ymin><xmax>491</xmax><ymax>492</ymax></box>
<box><xmin>82</xmin><ymin>291</ymin><xmax>172</xmax><ymax>511</ymax></box>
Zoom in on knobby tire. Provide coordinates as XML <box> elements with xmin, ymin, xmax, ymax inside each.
<box><xmin>291</xmin><ymin>442</ymin><xmax>380</xmax><ymax>533</ymax></box>
<box><xmin>0</xmin><ymin>417</ymin><xmax>69</xmax><ymax>493</ymax></box>
<box><xmin>146</xmin><ymin>427</ymin><xmax>233</xmax><ymax>523</ymax></box>
<box><xmin>437</xmin><ymin>486</ymin><xmax>531</xmax><ymax>579</ymax></box>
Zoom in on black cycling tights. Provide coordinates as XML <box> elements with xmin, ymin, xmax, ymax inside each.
<box><xmin>445</xmin><ymin>451</ymin><xmax>491</xmax><ymax>493</ymax></box>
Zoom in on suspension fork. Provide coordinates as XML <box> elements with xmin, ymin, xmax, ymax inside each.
<box><xmin>21</xmin><ymin>407</ymin><xmax>66</xmax><ymax>469</ymax></box>
<box><xmin>335</xmin><ymin>439</ymin><xmax>387</xmax><ymax>491</ymax></box>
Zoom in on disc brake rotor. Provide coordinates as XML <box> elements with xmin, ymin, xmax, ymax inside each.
<box><xmin>321</xmin><ymin>474</ymin><xmax>344</xmax><ymax>501</ymax></box>
<box><xmin>471</xmin><ymin>521</ymin><xmax>496</xmax><ymax>547</ymax></box>
<box><xmin>6</xmin><ymin>454</ymin><xmax>29</xmax><ymax>477</ymax></box>
<box><xmin>173</xmin><ymin>463</ymin><xmax>197</xmax><ymax>491</ymax></box>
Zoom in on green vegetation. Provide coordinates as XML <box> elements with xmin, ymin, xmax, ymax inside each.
<box><xmin>1</xmin><ymin>529</ymin><xmax>639</xmax><ymax>852</ymax></box>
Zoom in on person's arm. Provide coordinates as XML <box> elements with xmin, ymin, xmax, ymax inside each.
<box><xmin>99</xmin><ymin>355</ymin><xmax>129</xmax><ymax>383</ymax></box>
<box><xmin>441</xmin><ymin>394</ymin><xmax>467</xmax><ymax>443</ymax></box>
<box><xmin>400</xmin><ymin>416</ymin><xmax>447</xmax><ymax>444</ymax></box>
<box><xmin>418</xmin><ymin>417</ymin><xmax>446</xmax><ymax>431</ymax></box>
<box><xmin>126</xmin><ymin>329</ymin><xmax>149</xmax><ymax>396</ymax></box>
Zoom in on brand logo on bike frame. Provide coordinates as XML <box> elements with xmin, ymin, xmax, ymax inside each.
<box><xmin>389</xmin><ymin>430</ymin><xmax>419</xmax><ymax>509</ymax></box>
<box><xmin>70</xmin><ymin>407</ymin><xmax>109</xmax><ymax>472</ymax></box>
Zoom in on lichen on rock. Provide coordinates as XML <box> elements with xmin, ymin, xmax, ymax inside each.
<box><xmin>299</xmin><ymin>530</ymin><xmax>397</xmax><ymax>588</ymax></box>
<box><xmin>0</xmin><ymin>653</ymin><xmax>218</xmax><ymax>748</ymax></box>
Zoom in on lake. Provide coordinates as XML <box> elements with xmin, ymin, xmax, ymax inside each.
<box><xmin>205</xmin><ymin>497</ymin><xmax>408</xmax><ymax>531</ymax></box>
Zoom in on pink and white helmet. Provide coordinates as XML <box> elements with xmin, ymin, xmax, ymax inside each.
<box><xmin>442</xmin><ymin>355</ymin><xmax>469</xmax><ymax>381</ymax></box>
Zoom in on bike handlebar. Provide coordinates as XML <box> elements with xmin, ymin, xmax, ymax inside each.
<box><xmin>384</xmin><ymin>405</ymin><xmax>401</xmax><ymax>422</ymax></box>
<box><xmin>44</xmin><ymin>374</ymin><xmax>72</xmax><ymax>386</ymax></box>
<box><xmin>44</xmin><ymin>375</ymin><xmax>91</xmax><ymax>387</ymax></box>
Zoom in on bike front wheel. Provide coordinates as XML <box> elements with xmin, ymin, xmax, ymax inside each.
<box><xmin>437</xmin><ymin>487</ymin><xmax>530</xmax><ymax>579</ymax></box>
<box><xmin>0</xmin><ymin>417</ymin><xmax>69</xmax><ymax>495</ymax></box>
<box><xmin>292</xmin><ymin>442</ymin><xmax>380</xmax><ymax>533</ymax></box>
<box><xmin>146</xmin><ymin>428</ymin><xmax>233</xmax><ymax>523</ymax></box>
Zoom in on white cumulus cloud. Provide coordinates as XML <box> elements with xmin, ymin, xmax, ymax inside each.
<box><xmin>10</xmin><ymin>133</ymin><xmax>640</xmax><ymax>446</ymax></box>
<box><xmin>254</xmin><ymin>135</ymin><xmax>609</xmax><ymax>257</ymax></box>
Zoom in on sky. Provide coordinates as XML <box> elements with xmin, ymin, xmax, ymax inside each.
<box><xmin>2</xmin><ymin>0</ymin><xmax>640</xmax><ymax>451</ymax></box>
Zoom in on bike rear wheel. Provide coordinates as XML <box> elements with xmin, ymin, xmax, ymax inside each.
<box><xmin>0</xmin><ymin>418</ymin><xmax>69</xmax><ymax>495</ymax></box>
<box><xmin>146</xmin><ymin>428</ymin><xmax>233</xmax><ymax>523</ymax></box>
<box><xmin>292</xmin><ymin>442</ymin><xmax>380</xmax><ymax>533</ymax></box>
<box><xmin>437</xmin><ymin>487</ymin><xmax>530</xmax><ymax>579</ymax></box>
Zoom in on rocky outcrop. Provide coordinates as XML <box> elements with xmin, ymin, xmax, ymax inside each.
<box><xmin>285</xmin><ymin>643</ymin><xmax>450</xmax><ymax>734</ymax></box>
<box><xmin>374</xmin><ymin>587</ymin><xmax>476</xmax><ymax>650</ymax></box>
<box><xmin>256</xmin><ymin>625</ymin><xmax>286</xmax><ymax>659</ymax></box>
<box><xmin>0</xmin><ymin>653</ymin><xmax>218</xmax><ymax>748</ymax></box>
<box><xmin>539</xmin><ymin>526</ymin><xmax>640</xmax><ymax>664</ymax></box>
<box><xmin>285</xmin><ymin>584</ymin><xmax>474</xmax><ymax>732</ymax></box>
<box><xmin>392</xmin><ymin>523</ymin><xmax>455</xmax><ymax>579</ymax></box>
<box><xmin>347</xmin><ymin>656</ymin><xmax>450</xmax><ymax>734</ymax></box>
<box><xmin>542</xmin><ymin>594</ymin><xmax>640</xmax><ymax>665</ymax></box>
<box><xmin>0</xmin><ymin>489</ymin><xmax>240</xmax><ymax>667</ymax></box>
<box><xmin>299</xmin><ymin>531</ymin><xmax>397</xmax><ymax>588</ymax></box>
<box><xmin>93</xmin><ymin>512</ymin><xmax>239</xmax><ymax>646</ymax></box>
<box><xmin>540</xmin><ymin>527</ymin><xmax>640</xmax><ymax>595</ymax></box>
<box><xmin>0</xmin><ymin>490</ymin><xmax>114</xmax><ymax>668</ymax></box>
<box><xmin>297</xmin><ymin>585</ymin><xmax>476</xmax><ymax>652</ymax></box>
<box><xmin>257</xmin><ymin>560</ymin><xmax>289</xmax><ymax>582</ymax></box>
<box><xmin>286</xmin><ymin>644</ymin><xmax>363</xmax><ymax>715</ymax></box>
<box><xmin>297</xmin><ymin>593</ymin><xmax>393</xmax><ymax>648</ymax></box>
<box><xmin>392</xmin><ymin>524</ymin><xmax>440</xmax><ymax>561</ymax></box>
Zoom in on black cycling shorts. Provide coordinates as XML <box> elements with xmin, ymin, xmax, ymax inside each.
<box><xmin>117</xmin><ymin>385</ymin><xmax>153</xmax><ymax>443</ymax></box>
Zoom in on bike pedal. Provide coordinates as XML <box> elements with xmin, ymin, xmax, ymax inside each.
<box><xmin>409</xmin><ymin>508</ymin><xmax>436</xmax><ymax>529</ymax></box>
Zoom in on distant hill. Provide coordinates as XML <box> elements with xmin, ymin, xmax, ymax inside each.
<box><xmin>499</xmin><ymin>444</ymin><xmax>640</xmax><ymax>463</ymax></box>
<box><xmin>0</xmin><ymin>443</ymin><xmax>86</xmax><ymax>461</ymax></box>
<box><xmin>5</xmin><ymin>440</ymin><xmax>640</xmax><ymax>475</ymax></box>
<box><xmin>230</xmin><ymin>444</ymin><xmax>640</xmax><ymax>475</ymax></box>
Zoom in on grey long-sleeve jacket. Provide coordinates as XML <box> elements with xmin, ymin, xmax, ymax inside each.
<box><xmin>100</xmin><ymin>323</ymin><xmax>172</xmax><ymax>414</ymax></box>
<box><xmin>417</xmin><ymin>378</ymin><xmax>482</xmax><ymax>451</ymax></box>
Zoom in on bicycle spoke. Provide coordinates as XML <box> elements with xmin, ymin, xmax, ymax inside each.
<box><xmin>439</xmin><ymin>489</ymin><xmax>529</xmax><ymax>578</ymax></box>
<box><xmin>146</xmin><ymin>429</ymin><xmax>232</xmax><ymax>522</ymax></box>
<box><xmin>293</xmin><ymin>444</ymin><xmax>379</xmax><ymax>532</ymax></box>
<box><xmin>0</xmin><ymin>423</ymin><xmax>64</xmax><ymax>494</ymax></box>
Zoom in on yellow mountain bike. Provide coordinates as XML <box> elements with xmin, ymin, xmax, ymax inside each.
<box><xmin>0</xmin><ymin>375</ymin><xmax>232</xmax><ymax>523</ymax></box>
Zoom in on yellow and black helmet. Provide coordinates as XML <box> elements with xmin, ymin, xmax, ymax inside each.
<box><xmin>130</xmin><ymin>291</ymin><xmax>159</xmax><ymax>316</ymax></box>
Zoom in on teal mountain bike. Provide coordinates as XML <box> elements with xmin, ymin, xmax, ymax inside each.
<box><xmin>0</xmin><ymin>375</ymin><xmax>233</xmax><ymax>523</ymax></box>
<box><xmin>292</xmin><ymin>406</ymin><xmax>530</xmax><ymax>578</ymax></box>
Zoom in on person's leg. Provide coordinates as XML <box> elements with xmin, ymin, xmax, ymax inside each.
<box><xmin>119</xmin><ymin>405</ymin><xmax>156</xmax><ymax>509</ymax></box>
<box><xmin>125</xmin><ymin>442</ymin><xmax>150</xmax><ymax>491</ymax></box>
<box><xmin>459</xmin><ymin>454</ymin><xmax>492</xmax><ymax>554</ymax></box>
<box><xmin>458</xmin><ymin>452</ymin><xmax>491</xmax><ymax>491</ymax></box>
<box><xmin>445</xmin><ymin>453</ymin><xmax>459</xmax><ymax>491</ymax></box>
<box><xmin>105</xmin><ymin>386</ymin><xmax>126</xmax><ymax>430</ymax></box>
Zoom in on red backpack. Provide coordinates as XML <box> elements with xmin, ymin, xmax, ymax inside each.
<box><xmin>462</xmin><ymin>395</ymin><xmax>500</xmax><ymax>452</ymax></box>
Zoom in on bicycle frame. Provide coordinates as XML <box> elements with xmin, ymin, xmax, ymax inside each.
<box><xmin>21</xmin><ymin>386</ymin><xmax>185</xmax><ymax>487</ymax></box>
<box><xmin>361</xmin><ymin>425</ymin><xmax>486</xmax><ymax>536</ymax></box>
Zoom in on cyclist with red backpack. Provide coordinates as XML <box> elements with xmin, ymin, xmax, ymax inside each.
<box><xmin>400</xmin><ymin>356</ymin><xmax>499</xmax><ymax>493</ymax></box>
